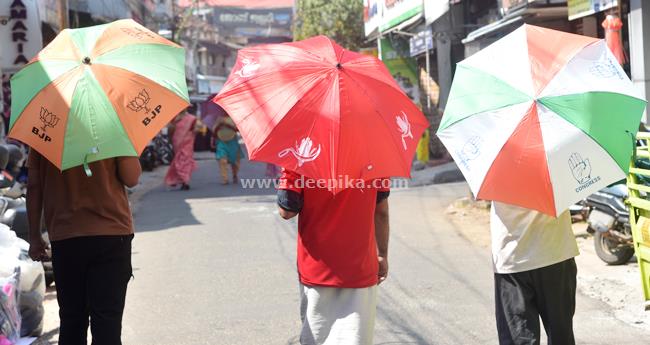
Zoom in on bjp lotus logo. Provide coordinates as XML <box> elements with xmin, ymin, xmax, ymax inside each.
<box><xmin>396</xmin><ymin>111</ymin><xmax>413</xmax><ymax>150</ymax></box>
<box><xmin>39</xmin><ymin>107</ymin><xmax>59</xmax><ymax>131</ymax></box>
<box><xmin>235</xmin><ymin>58</ymin><xmax>260</xmax><ymax>78</ymax></box>
<box><xmin>278</xmin><ymin>137</ymin><xmax>321</xmax><ymax>167</ymax></box>
<box><xmin>127</xmin><ymin>89</ymin><xmax>151</xmax><ymax>113</ymax></box>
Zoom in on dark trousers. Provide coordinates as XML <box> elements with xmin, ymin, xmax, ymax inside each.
<box><xmin>494</xmin><ymin>258</ymin><xmax>577</xmax><ymax>345</ymax></box>
<box><xmin>51</xmin><ymin>235</ymin><xmax>133</xmax><ymax>345</ymax></box>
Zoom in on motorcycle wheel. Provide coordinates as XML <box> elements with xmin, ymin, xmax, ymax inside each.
<box><xmin>158</xmin><ymin>147</ymin><xmax>173</xmax><ymax>165</ymax></box>
<box><xmin>593</xmin><ymin>231</ymin><xmax>635</xmax><ymax>265</ymax></box>
<box><xmin>140</xmin><ymin>152</ymin><xmax>155</xmax><ymax>171</ymax></box>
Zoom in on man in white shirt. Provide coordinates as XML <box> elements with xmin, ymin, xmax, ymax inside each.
<box><xmin>491</xmin><ymin>201</ymin><xmax>579</xmax><ymax>345</ymax></box>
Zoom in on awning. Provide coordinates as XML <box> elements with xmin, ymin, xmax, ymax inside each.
<box><xmin>461</xmin><ymin>15</ymin><xmax>524</xmax><ymax>44</ymax></box>
<box><xmin>380</xmin><ymin>12</ymin><xmax>424</xmax><ymax>37</ymax></box>
<box><xmin>462</xmin><ymin>5</ymin><xmax>568</xmax><ymax>44</ymax></box>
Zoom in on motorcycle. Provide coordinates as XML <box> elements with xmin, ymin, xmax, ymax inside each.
<box><xmin>154</xmin><ymin>130</ymin><xmax>173</xmax><ymax>165</ymax></box>
<box><xmin>584</xmin><ymin>184</ymin><xmax>634</xmax><ymax>265</ymax></box>
<box><xmin>140</xmin><ymin>140</ymin><xmax>157</xmax><ymax>172</ymax></box>
<box><xmin>139</xmin><ymin>131</ymin><xmax>173</xmax><ymax>171</ymax></box>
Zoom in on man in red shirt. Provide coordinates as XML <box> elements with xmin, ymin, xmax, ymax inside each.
<box><xmin>277</xmin><ymin>170</ymin><xmax>390</xmax><ymax>345</ymax></box>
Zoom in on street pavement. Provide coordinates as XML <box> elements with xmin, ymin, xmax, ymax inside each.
<box><xmin>40</xmin><ymin>155</ymin><xmax>650</xmax><ymax>344</ymax></box>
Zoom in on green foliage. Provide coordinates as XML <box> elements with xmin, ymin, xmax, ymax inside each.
<box><xmin>293</xmin><ymin>0</ymin><xmax>366</xmax><ymax>51</ymax></box>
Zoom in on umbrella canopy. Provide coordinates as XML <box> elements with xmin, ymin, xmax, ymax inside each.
<box><xmin>8</xmin><ymin>19</ymin><xmax>189</xmax><ymax>171</ymax></box>
<box><xmin>437</xmin><ymin>24</ymin><xmax>646</xmax><ymax>216</ymax></box>
<box><xmin>213</xmin><ymin>35</ymin><xmax>429</xmax><ymax>187</ymax></box>
<box><xmin>200</xmin><ymin>96</ymin><xmax>227</xmax><ymax>130</ymax></box>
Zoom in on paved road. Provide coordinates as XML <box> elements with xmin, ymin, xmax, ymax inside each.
<box><xmin>115</xmin><ymin>157</ymin><xmax>650</xmax><ymax>344</ymax></box>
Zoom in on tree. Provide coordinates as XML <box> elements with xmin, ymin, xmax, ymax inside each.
<box><xmin>293</xmin><ymin>0</ymin><xmax>365</xmax><ymax>51</ymax></box>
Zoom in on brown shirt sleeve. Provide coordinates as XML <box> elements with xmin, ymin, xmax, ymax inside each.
<box><xmin>116</xmin><ymin>156</ymin><xmax>142</xmax><ymax>188</ymax></box>
<box><xmin>26</xmin><ymin>149</ymin><xmax>41</xmax><ymax>186</ymax></box>
<box><xmin>26</xmin><ymin>149</ymin><xmax>44</xmax><ymax>242</ymax></box>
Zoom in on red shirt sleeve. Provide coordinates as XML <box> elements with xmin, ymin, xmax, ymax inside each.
<box><xmin>277</xmin><ymin>169</ymin><xmax>303</xmax><ymax>193</ymax></box>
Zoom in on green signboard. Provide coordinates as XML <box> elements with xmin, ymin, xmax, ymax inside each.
<box><xmin>380</xmin><ymin>37</ymin><xmax>420</xmax><ymax>103</ymax></box>
<box><xmin>568</xmin><ymin>0</ymin><xmax>618</xmax><ymax>21</ymax></box>
<box><xmin>379</xmin><ymin>0</ymin><xmax>424</xmax><ymax>32</ymax></box>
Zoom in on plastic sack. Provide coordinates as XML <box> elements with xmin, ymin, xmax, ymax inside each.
<box><xmin>16</xmin><ymin>257</ymin><xmax>43</xmax><ymax>338</ymax></box>
<box><xmin>0</xmin><ymin>226</ymin><xmax>20</xmax><ymax>274</ymax></box>
<box><xmin>0</xmin><ymin>225</ymin><xmax>44</xmax><ymax>337</ymax></box>
<box><xmin>0</xmin><ymin>269</ymin><xmax>21</xmax><ymax>344</ymax></box>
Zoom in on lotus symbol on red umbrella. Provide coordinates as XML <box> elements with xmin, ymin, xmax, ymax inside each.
<box><xmin>127</xmin><ymin>89</ymin><xmax>151</xmax><ymax>113</ymax></box>
<box><xmin>396</xmin><ymin>111</ymin><xmax>413</xmax><ymax>150</ymax></box>
<box><xmin>278</xmin><ymin>137</ymin><xmax>321</xmax><ymax>167</ymax></box>
<box><xmin>40</xmin><ymin>107</ymin><xmax>59</xmax><ymax>132</ymax></box>
<box><xmin>235</xmin><ymin>58</ymin><xmax>260</xmax><ymax>78</ymax></box>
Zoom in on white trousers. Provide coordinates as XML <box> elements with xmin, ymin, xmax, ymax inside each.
<box><xmin>299</xmin><ymin>283</ymin><xmax>377</xmax><ymax>345</ymax></box>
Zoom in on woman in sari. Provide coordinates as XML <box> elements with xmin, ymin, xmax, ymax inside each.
<box><xmin>165</xmin><ymin>110</ymin><xmax>199</xmax><ymax>190</ymax></box>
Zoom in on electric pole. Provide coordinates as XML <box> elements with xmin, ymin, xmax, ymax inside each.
<box><xmin>58</xmin><ymin>0</ymin><xmax>68</xmax><ymax>30</ymax></box>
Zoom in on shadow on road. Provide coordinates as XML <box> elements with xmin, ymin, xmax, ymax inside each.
<box><xmin>33</xmin><ymin>327</ymin><xmax>60</xmax><ymax>345</ymax></box>
<box><xmin>135</xmin><ymin>156</ymin><xmax>277</xmax><ymax>233</ymax></box>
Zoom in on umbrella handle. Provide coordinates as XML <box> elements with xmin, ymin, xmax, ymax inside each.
<box><xmin>83</xmin><ymin>147</ymin><xmax>99</xmax><ymax>177</ymax></box>
<box><xmin>629</xmin><ymin>130</ymin><xmax>638</xmax><ymax>164</ymax></box>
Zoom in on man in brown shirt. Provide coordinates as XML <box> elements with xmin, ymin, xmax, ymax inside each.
<box><xmin>27</xmin><ymin>150</ymin><xmax>141</xmax><ymax>345</ymax></box>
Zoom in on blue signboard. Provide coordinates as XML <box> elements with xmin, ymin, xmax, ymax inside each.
<box><xmin>409</xmin><ymin>29</ymin><xmax>433</xmax><ymax>57</ymax></box>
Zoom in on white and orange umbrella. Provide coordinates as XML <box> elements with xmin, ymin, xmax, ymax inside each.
<box><xmin>437</xmin><ymin>24</ymin><xmax>646</xmax><ymax>216</ymax></box>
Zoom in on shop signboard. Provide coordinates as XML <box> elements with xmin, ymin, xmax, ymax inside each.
<box><xmin>379</xmin><ymin>0</ymin><xmax>424</xmax><ymax>32</ymax></box>
<box><xmin>213</xmin><ymin>6</ymin><xmax>292</xmax><ymax>37</ymax></box>
<box><xmin>381</xmin><ymin>37</ymin><xmax>420</xmax><ymax>103</ymax></box>
<box><xmin>568</xmin><ymin>0</ymin><xmax>618</xmax><ymax>21</ymax></box>
<box><xmin>409</xmin><ymin>28</ymin><xmax>433</xmax><ymax>57</ymax></box>
<box><xmin>364</xmin><ymin>0</ymin><xmax>381</xmax><ymax>36</ymax></box>
<box><xmin>0</xmin><ymin>0</ymin><xmax>42</xmax><ymax>70</ymax></box>
<box><xmin>0</xmin><ymin>0</ymin><xmax>42</xmax><ymax>125</ymax></box>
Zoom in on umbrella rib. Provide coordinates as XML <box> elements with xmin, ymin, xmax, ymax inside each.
<box><xmin>9</xmin><ymin>62</ymin><xmax>81</xmax><ymax>131</ymax></box>
<box><xmin>228</xmin><ymin>70</ymin><xmax>327</xmax><ymax>127</ymax></box>
<box><xmin>539</xmin><ymin>94</ymin><xmax>643</xmax><ymax>172</ymax></box>
<box><xmin>340</xmin><ymin>69</ymin><xmax>411</xmax><ymax>177</ymax></box>
<box><xmin>221</xmin><ymin>64</ymin><xmax>330</xmax><ymax>93</ymax></box>
<box><xmin>246</xmin><ymin>72</ymin><xmax>333</xmax><ymax>159</ymax></box>
<box><xmin>341</xmin><ymin>60</ymin><xmax>410</xmax><ymax>97</ymax></box>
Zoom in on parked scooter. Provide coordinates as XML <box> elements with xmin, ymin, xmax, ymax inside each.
<box><xmin>0</xmin><ymin>145</ymin><xmax>54</xmax><ymax>286</ymax></box>
<box><xmin>584</xmin><ymin>183</ymin><xmax>634</xmax><ymax>265</ymax></box>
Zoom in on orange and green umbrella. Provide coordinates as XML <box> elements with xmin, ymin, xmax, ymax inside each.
<box><xmin>8</xmin><ymin>19</ymin><xmax>189</xmax><ymax>173</ymax></box>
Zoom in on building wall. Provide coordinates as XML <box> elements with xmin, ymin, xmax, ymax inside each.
<box><xmin>629</xmin><ymin>0</ymin><xmax>650</xmax><ymax>122</ymax></box>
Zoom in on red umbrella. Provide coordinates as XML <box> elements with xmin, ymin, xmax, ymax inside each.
<box><xmin>213</xmin><ymin>36</ymin><xmax>428</xmax><ymax>188</ymax></box>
